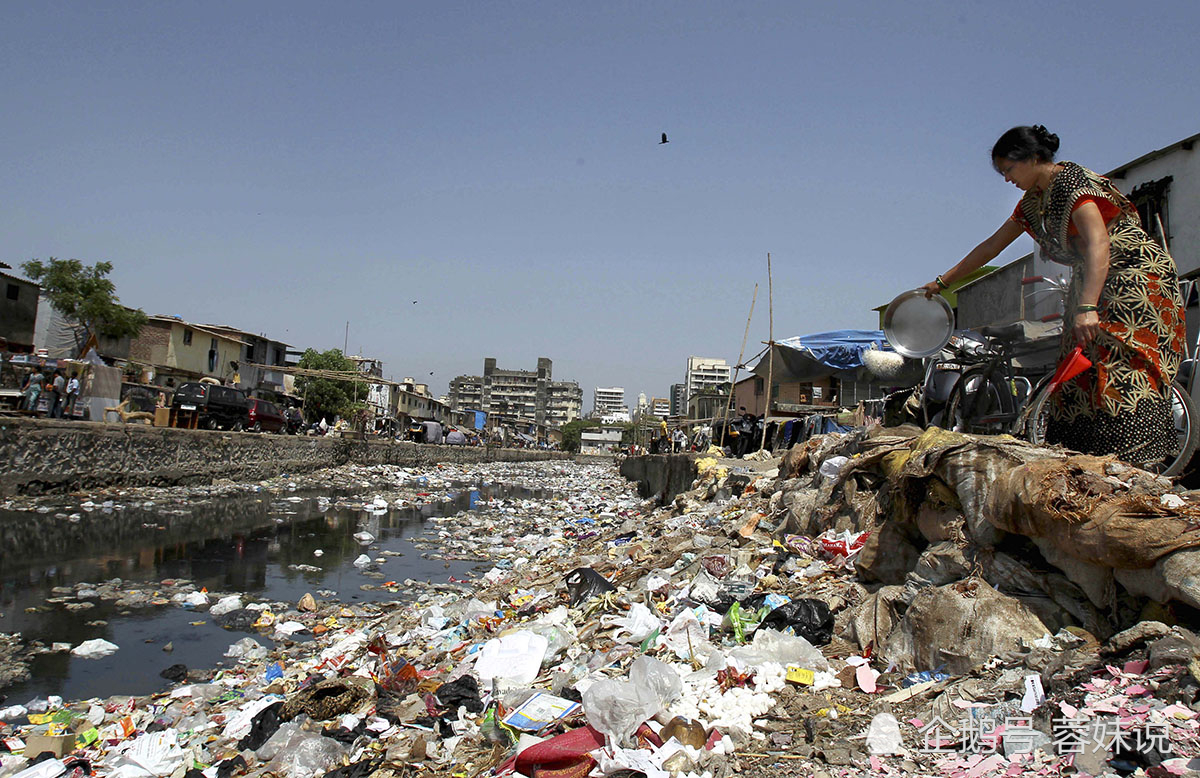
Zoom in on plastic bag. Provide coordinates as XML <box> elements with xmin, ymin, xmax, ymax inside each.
<box><xmin>602</xmin><ymin>603</ymin><xmax>661</xmax><ymax>644</ymax></box>
<box><xmin>108</xmin><ymin>730</ymin><xmax>187</xmax><ymax>778</ymax></box>
<box><xmin>729</xmin><ymin>628</ymin><xmax>828</xmax><ymax>671</ymax></box>
<box><xmin>209</xmin><ymin>596</ymin><xmax>242</xmax><ymax>617</ymax></box>
<box><xmin>474</xmin><ymin>631</ymin><xmax>548</xmax><ymax>686</ymax></box>
<box><xmin>71</xmin><ymin>639</ymin><xmax>119</xmax><ymax>659</ymax></box>
<box><xmin>523</xmin><ymin>606</ymin><xmax>579</xmax><ymax>664</ymax></box>
<box><xmin>662</xmin><ymin>609</ymin><xmax>715</xmax><ymax>662</ymax></box>
<box><xmin>818</xmin><ymin>455</ymin><xmax>850</xmax><ymax>482</ymax></box>
<box><xmin>238</xmin><ymin>701</ymin><xmax>284</xmax><ymax>751</ymax></box>
<box><xmin>225</xmin><ymin>638</ymin><xmax>267</xmax><ymax>662</ymax></box>
<box><xmin>266</xmin><ymin>730</ymin><xmax>346</xmax><ymax>778</ymax></box>
<box><xmin>564</xmin><ymin>568</ymin><xmax>615</xmax><ymax>606</ymax></box>
<box><xmin>628</xmin><ymin>656</ymin><xmax>681</xmax><ymax>710</ymax></box>
<box><xmin>581</xmin><ymin>679</ymin><xmax>654</xmax><ymax>747</ymax></box>
<box><xmin>866</xmin><ymin>712</ymin><xmax>903</xmax><ymax>754</ymax></box>
<box><xmin>255</xmin><ymin>719</ymin><xmax>303</xmax><ymax>761</ymax></box>
<box><xmin>725</xmin><ymin>602</ymin><xmax>769</xmax><ymax>643</ymax></box>
<box><xmin>759</xmin><ymin>599</ymin><xmax>834</xmax><ymax>646</ymax></box>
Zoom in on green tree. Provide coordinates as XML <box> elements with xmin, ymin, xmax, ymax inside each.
<box><xmin>295</xmin><ymin>348</ymin><xmax>359</xmax><ymax>423</ymax></box>
<box><xmin>21</xmin><ymin>258</ymin><xmax>147</xmax><ymax>352</ymax></box>
<box><xmin>560</xmin><ymin>418</ymin><xmax>601</xmax><ymax>453</ymax></box>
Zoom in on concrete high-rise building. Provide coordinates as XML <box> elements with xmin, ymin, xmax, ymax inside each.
<box><xmin>684</xmin><ymin>357</ymin><xmax>731</xmax><ymax>403</ymax></box>
<box><xmin>593</xmin><ymin>386</ymin><xmax>626</xmax><ymax>417</ymax></box>
<box><xmin>448</xmin><ymin>357</ymin><xmax>581</xmax><ymax>428</ymax></box>
<box><xmin>670</xmin><ymin>383</ymin><xmax>687</xmax><ymax>416</ymax></box>
<box><xmin>651</xmin><ymin>397</ymin><xmax>670</xmax><ymax>417</ymax></box>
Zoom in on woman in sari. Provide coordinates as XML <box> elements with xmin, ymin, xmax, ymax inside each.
<box><xmin>925</xmin><ymin>125</ymin><xmax>1186</xmax><ymax>465</ymax></box>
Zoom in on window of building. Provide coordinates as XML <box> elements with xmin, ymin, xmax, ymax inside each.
<box><xmin>183</xmin><ymin>329</ymin><xmax>193</xmax><ymax>345</ymax></box>
<box><xmin>754</xmin><ymin>377</ymin><xmax>764</xmax><ymax>396</ymax></box>
<box><xmin>6</xmin><ymin>284</ymin><xmax>19</xmax><ymax>301</ymax></box>
<box><xmin>1130</xmin><ymin>176</ymin><xmax>1172</xmax><ymax>243</ymax></box>
<box><xmin>210</xmin><ymin>338</ymin><xmax>218</xmax><ymax>350</ymax></box>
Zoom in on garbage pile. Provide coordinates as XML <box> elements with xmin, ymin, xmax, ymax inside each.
<box><xmin>2</xmin><ymin>435</ymin><xmax>1200</xmax><ymax>778</ymax></box>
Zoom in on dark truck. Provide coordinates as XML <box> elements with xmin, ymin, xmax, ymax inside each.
<box><xmin>172</xmin><ymin>382</ymin><xmax>250</xmax><ymax>431</ymax></box>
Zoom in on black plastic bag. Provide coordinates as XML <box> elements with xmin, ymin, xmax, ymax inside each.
<box><xmin>215</xmin><ymin>608</ymin><xmax>259</xmax><ymax>631</ymax></box>
<box><xmin>159</xmin><ymin>664</ymin><xmax>188</xmax><ymax>682</ymax></box>
<box><xmin>564</xmin><ymin>568</ymin><xmax>614</xmax><ymax>606</ymax></box>
<box><xmin>759</xmin><ymin>599</ymin><xmax>833</xmax><ymax>645</ymax></box>
<box><xmin>237</xmin><ymin>701</ymin><xmax>284</xmax><ymax>750</ymax></box>
<box><xmin>436</xmin><ymin>675</ymin><xmax>484</xmax><ymax>713</ymax></box>
<box><xmin>216</xmin><ymin>755</ymin><xmax>247</xmax><ymax>778</ymax></box>
<box><xmin>322</xmin><ymin>757</ymin><xmax>383</xmax><ymax>778</ymax></box>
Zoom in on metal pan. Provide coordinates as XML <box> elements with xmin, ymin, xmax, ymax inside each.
<box><xmin>883</xmin><ymin>290</ymin><xmax>955</xmax><ymax>358</ymax></box>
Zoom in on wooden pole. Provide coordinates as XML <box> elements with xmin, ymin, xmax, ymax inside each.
<box><xmin>719</xmin><ymin>283</ymin><xmax>758</xmax><ymax>451</ymax></box>
<box><xmin>759</xmin><ymin>253</ymin><xmax>775</xmax><ymax>453</ymax></box>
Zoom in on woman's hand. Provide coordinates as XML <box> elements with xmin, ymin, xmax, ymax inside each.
<box><xmin>921</xmin><ymin>281</ymin><xmax>942</xmax><ymax>298</ymax></box>
<box><xmin>1073</xmin><ymin>310</ymin><xmax>1101</xmax><ymax>346</ymax></box>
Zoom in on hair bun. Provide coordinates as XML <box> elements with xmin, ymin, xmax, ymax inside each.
<box><xmin>1032</xmin><ymin>124</ymin><xmax>1060</xmax><ymax>154</ymax></box>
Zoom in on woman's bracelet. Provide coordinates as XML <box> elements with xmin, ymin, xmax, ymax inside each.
<box><xmin>935</xmin><ymin>275</ymin><xmax>949</xmax><ymax>290</ymax></box>
<box><xmin>1077</xmin><ymin>304</ymin><xmax>1099</xmax><ymax>312</ymax></box>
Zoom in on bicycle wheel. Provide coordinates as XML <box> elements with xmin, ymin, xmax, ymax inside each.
<box><xmin>1025</xmin><ymin>381</ymin><xmax>1199</xmax><ymax>477</ymax></box>
<box><xmin>944</xmin><ymin>366</ymin><xmax>1015</xmax><ymax>435</ymax></box>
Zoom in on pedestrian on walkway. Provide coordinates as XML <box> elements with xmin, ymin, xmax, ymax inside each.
<box><xmin>924</xmin><ymin>125</ymin><xmax>1185</xmax><ymax>466</ymax></box>
<box><xmin>49</xmin><ymin>370</ymin><xmax>66</xmax><ymax>418</ymax></box>
<box><xmin>21</xmin><ymin>367</ymin><xmax>44</xmax><ymax>414</ymax></box>
<box><xmin>65</xmin><ymin>372</ymin><xmax>81</xmax><ymax>418</ymax></box>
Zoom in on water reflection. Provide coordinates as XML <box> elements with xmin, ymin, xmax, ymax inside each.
<box><xmin>0</xmin><ymin>482</ymin><xmax>543</xmax><ymax>702</ymax></box>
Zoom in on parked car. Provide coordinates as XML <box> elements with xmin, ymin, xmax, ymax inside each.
<box><xmin>172</xmin><ymin>382</ymin><xmax>250</xmax><ymax>431</ymax></box>
<box><xmin>283</xmin><ymin>406</ymin><xmax>305</xmax><ymax>435</ymax></box>
<box><xmin>248</xmin><ymin>398</ymin><xmax>286</xmax><ymax>433</ymax></box>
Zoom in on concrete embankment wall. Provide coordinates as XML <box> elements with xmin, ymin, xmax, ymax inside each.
<box><xmin>0</xmin><ymin>418</ymin><xmax>570</xmax><ymax>496</ymax></box>
<box><xmin>619</xmin><ymin>454</ymin><xmax>698</xmax><ymax>504</ymax></box>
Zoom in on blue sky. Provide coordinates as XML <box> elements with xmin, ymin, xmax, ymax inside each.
<box><xmin>3</xmin><ymin>1</ymin><xmax>1198</xmax><ymax>410</ymax></box>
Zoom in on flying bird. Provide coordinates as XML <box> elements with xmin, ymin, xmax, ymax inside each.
<box><xmin>429</xmin><ymin>371</ymin><xmax>434</xmax><ymax>376</ymax></box>
<box><xmin>411</xmin><ymin>300</ymin><xmax>418</xmax><ymax>304</ymax></box>
<box><xmin>659</xmin><ymin>133</ymin><xmax>669</xmax><ymax>145</ymax></box>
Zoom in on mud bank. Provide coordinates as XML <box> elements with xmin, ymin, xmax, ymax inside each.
<box><xmin>0</xmin><ymin>418</ymin><xmax>569</xmax><ymax>496</ymax></box>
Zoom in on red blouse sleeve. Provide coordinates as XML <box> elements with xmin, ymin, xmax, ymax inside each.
<box><xmin>1011</xmin><ymin>202</ymin><xmax>1032</xmax><ymax>236</ymax></box>
<box><xmin>1067</xmin><ymin>195</ymin><xmax>1121</xmax><ymax>236</ymax></box>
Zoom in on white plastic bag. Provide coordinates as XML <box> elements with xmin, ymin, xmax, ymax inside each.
<box><xmin>728</xmin><ymin>628</ymin><xmax>828</xmax><ymax>671</ymax></box>
<box><xmin>108</xmin><ymin>730</ymin><xmax>186</xmax><ymax>778</ymax></box>
<box><xmin>209</xmin><ymin>595</ymin><xmax>242</xmax><ymax>617</ymax></box>
<box><xmin>602</xmin><ymin>603</ymin><xmax>661</xmax><ymax>644</ymax></box>
<box><xmin>224</xmin><ymin>637</ymin><xmax>267</xmax><ymax>662</ymax></box>
<box><xmin>582</xmin><ymin>679</ymin><xmax>653</xmax><ymax>747</ymax></box>
<box><xmin>628</xmin><ymin>656</ymin><xmax>682</xmax><ymax>711</ymax></box>
<box><xmin>71</xmin><ymin>638</ymin><xmax>119</xmax><ymax>659</ymax></box>
<box><xmin>474</xmin><ymin>631</ymin><xmax>548</xmax><ymax>686</ymax></box>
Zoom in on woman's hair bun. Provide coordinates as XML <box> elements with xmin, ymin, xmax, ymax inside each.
<box><xmin>1031</xmin><ymin>125</ymin><xmax>1060</xmax><ymax>154</ymax></box>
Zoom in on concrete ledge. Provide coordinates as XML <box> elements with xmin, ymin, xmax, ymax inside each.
<box><xmin>619</xmin><ymin>454</ymin><xmax>698</xmax><ymax>504</ymax></box>
<box><xmin>0</xmin><ymin>418</ymin><xmax>570</xmax><ymax>496</ymax></box>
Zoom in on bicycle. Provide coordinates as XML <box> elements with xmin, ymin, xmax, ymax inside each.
<box><xmin>946</xmin><ymin>275</ymin><xmax>1200</xmax><ymax>477</ymax></box>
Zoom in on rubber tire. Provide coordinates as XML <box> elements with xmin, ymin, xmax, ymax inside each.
<box><xmin>1026</xmin><ymin>381</ymin><xmax>1200</xmax><ymax>477</ymax></box>
<box><xmin>231</xmin><ymin>419</ymin><xmax>245</xmax><ymax>432</ymax></box>
<box><xmin>944</xmin><ymin>366</ymin><xmax>1014</xmax><ymax>435</ymax></box>
<box><xmin>252</xmin><ymin>421</ymin><xmax>262</xmax><ymax>433</ymax></box>
<box><xmin>204</xmin><ymin>416</ymin><xmax>219</xmax><ymax>431</ymax></box>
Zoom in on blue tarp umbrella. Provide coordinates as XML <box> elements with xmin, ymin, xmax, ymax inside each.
<box><xmin>752</xmin><ymin>329</ymin><xmax>891</xmax><ymax>382</ymax></box>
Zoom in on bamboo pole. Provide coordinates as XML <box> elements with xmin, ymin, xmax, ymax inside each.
<box><xmin>759</xmin><ymin>253</ymin><xmax>775</xmax><ymax>453</ymax></box>
<box><xmin>718</xmin><ymin>283</ymin><xmax>758</xmax><ymax>451</ymax></box>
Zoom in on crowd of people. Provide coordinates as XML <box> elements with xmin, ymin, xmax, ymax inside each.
<box><xmin>16</xmin><ymin>363</ymin><xmax>81</xmax><ymax>418</ymax></box>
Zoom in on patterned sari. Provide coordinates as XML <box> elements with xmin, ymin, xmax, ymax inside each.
<box><xmin>1011</xmin><ymin>162</ymin><xmax>1186</xmax><ymax>463</ymax></box>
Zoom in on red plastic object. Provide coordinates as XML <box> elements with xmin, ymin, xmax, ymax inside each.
<box><xmin>1048</xmin><ymin>346</ymin><xmax>1093</xmax><ymax>392</ymax></box>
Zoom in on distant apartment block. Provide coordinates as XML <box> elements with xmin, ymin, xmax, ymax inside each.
<box><xmin>593</xmin><ymin>386</ymin><xmax>626</xmax><ymax>417</ymax></box>
<box><xmin>670</xmin><ymin>383</ymin><xmax>687</xmax><ymax>416</ymax></box>
<box><xmin>447</xmin><ymin>356</ymin><xmax>581</xmax><ymax>428</ymax></box>
<box><xmin>651</xmin><ymin>397</ymin><xmax>670</xmax><ymax>417</ymax></box>
<box><xmin>685</xmin><ymin>356</ymin><xmax>730</xmax><ymax>403</ymax></box>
